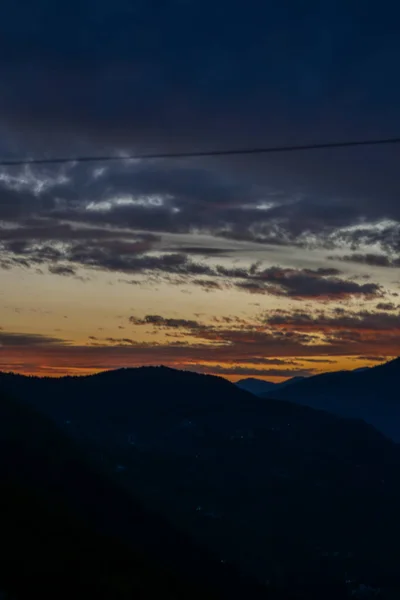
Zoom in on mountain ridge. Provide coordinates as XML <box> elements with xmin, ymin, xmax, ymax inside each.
<box><xmin>236</xmin><ymin>375</ymin><xmax>306</xmax><ymax>396</ymax></box>
<box><xmin>2</xmin><ymin>365</ymin><xmax>400</xmax><ymax>595</ymax></box>
<box><xmin>264</xmin><ymin>357</ymin><xmax>400</xmax><ymax>441</ymax></box>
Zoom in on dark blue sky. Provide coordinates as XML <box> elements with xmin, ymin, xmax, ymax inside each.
<box><xmin>1</xmin><ymin>0</ymin><xmax>400</xmax><ymax>143</ymax></box>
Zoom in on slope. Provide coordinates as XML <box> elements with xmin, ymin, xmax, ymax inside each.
<box><xmin>1</xmin><ymin>367</ymin><xmax>400</xmax><ymax>596</ymax></box>
<box><xmin>0</xmin><ymin>389</ymin><xmax>266</xmax><ymax>600</ymax></box>
<box><xmin>236</xmin><ymin>376</ymin><xmax>305</xmax><ymax>396</ymax></box>
<box><xmin>268</xmin><ymin>357</ymin><xmax>400</xmax><ymax>441</ymax></box>
<box><xmin>236</xmin><ymin>377</ymin><xmax>277</xmax><ymax>395</ymax></box>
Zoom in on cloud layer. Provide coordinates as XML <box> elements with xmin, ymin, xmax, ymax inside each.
<box><xmin>1</xmin><ymin>1</ymin><xmax>400</xmax><ymax>376</ymax></box>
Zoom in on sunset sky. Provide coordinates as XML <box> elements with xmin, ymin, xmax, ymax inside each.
<box><xmin>1</xmin><ymin>1</ymin><xmax>400</xmax><ymax>380</ymax></box>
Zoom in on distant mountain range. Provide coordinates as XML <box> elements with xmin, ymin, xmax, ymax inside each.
<box><xmin>236</xmin><ymin>376</ymin><xmax>305</xmax><ymax>396</ymax></box>
<box><xmin>1</xmin><ymin>366</ymin><xmax>400</xmax><ymax>597</ymax></box>
<box><xmin>260</xmin><ymin>358</ymin><xmax>400</xmax><ymax>442</ymax></box>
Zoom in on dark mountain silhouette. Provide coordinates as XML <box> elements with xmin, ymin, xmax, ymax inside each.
<box><xmin>276</xmin><ymin>376</ymin><xmax>307</xmax><ymax>389</ymax></box>
<box><xmin>0</xmin><ymin>389</ymin><xmax>267</xmax><ymax>600</ymax></box>
<box><xmin>236</xmin><ymin>377</ymin><xmax>276</xmax><ymax>395</ymax></box>
<box><xmin>236</xmin><ymin>376</ymin><xmax>305</xmax><ymax>396</ymax></box>
<box><xmin>1</xmin><ymin>366</ymin><xmax>400</xmax><ymax>597</ymax></box>
<box><xmin>266</xmin><ymin>357</ymin><xmax>400</xmax><ymax>441</ymax></box>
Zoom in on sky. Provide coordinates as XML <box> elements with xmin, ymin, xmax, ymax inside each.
<box><xmin>1</xmin><ymin>0</ymin><xmax>400</xmax><ymax>380</ymax></box>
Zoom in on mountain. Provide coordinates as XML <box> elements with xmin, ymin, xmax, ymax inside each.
<box><xmin>236</xmin><ymin>376</ymin><xmax>305</xmax><ymax>397</ymax></box>
<box><xmin>1</xmin><ymin>366</ymin><xmax>400</xmax><ymax>597</ymax></box>
<box><xmin>236</xmin><ymin>377</ymin><xmax>276</xmax><ymax>395</ymax></box>
<box><xmin>0</xmin><ymin>389</ymin><xmax>266</xmax><ymax>600</ymax></box>
<box><xmin>276</xmin><ymin>376</ymin><xmax>306</xmax><ymax>389</ymax></box>
<box><xmin>268</xmin><ymin>357</ymin><xmax>400</xmax><ymax>441</ymax></box>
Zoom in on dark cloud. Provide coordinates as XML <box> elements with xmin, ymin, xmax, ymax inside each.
<box><xmin>229</xmin><ymin>357</ymin><xmax>297</xmax><ymax>366</ymax></box>
<box><xmin>128</xmin><ymin>308</ymin><xmax>400</xmax><ymax>358</ymax></box>
<box><xmin>1</xmin><ymin>238</ymin><xmax>214</xmax><ymax>277</ymax></box>
<box><xmin>175</xmin><ymin>246</ymin><xmax>235</xmax><ymax>257</ymax></box>
<box><xmin>331</xmin><ymin>224</ymin><xmax>400</xmax><ymax>255</ymax></box>
<box><xmin>236</xmin><ymin>281</ymin><xmax>267</xmax><ymax>294</ymax></box>
<box><xmin>129</xmin><ymin>315</ymin><xmax>204</xmax><ymax>330</ymax></box>
<box><xmin>235</xmin><ymin>266</ymin><xmax>382</xmax><ymax>300</ymax></box>
<box><xmin>0</xmin><ymin>331</ymin><xmax>67</xmax><ymax>347</ymax></box>
<box><xmin>104</xmin><ymin>337</ymin><xmax>136</xmax><ymax>345</ymax></box>
<box><xmin>376</xmin><ymin>302</ymin><xmax>397</xmax><ymax>311</ymax></box>
<box><xmin>266</xmin><ymin>309</ymin><xmax>400</xmax><ymax>333</ymax></box>
<box><xmin>0</xmin><ymin>220</ymin><xmax>162</xmax><ymax>256</ymax></box>
<box><xmin>357</xmin><ymin>356</ymin><xmax>388</xmax><ymax>363</ymax></box>
<box><xmin>191</xmin><ymin>279</ymin><xmax>224</xmax><ymax>292</ymax></box>
<box><xmin>48</xmin><ymin>264</ymin><xmax>76</xmax><ymax>276</ymax></box>
<box><xmin>0</xmin><ymin>0</ymin><xmax>398</xmax><ymax>257</ymax></box>
<box><xmin>300</xmin><ymin>358</ymin><xmax>337</xmax><ymax>364</ymax></box>
<box><xmin>1</xmin><ymin>229</ymin><xmax>385</xmax><ymax>300</ymax></box>
<box><xmin>328</xmin><ymin>253</ymin><xmax>400</xmax><ymax>268</ymax></box>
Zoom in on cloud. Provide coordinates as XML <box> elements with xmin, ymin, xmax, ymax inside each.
<box><xmin>1</xmin><ymin>2</ymin><xmax>400</xmax><ymax>380</ymax></box>
<box><xmin>0</xmin><ymin>331</ymin><xmax>67</xmax><ymax>347</ymax></box>
<box><xmin>103</xmin><ymin>337</ymin><xmax>137</xmax><ymax>345</ymax></box>
<box><xmin>376</xmin><ymin>302</ymin><xmax>397</xmax><ymax>311</ymax></box>
<box><xmin>191</xmin><ymin>279</ymin><xmax>224</xmax><ymax>292</ymax></box>
<box><xmin>332</xmin><ymin>224</ymin><xmax>400</xmax><ymax>255</ymax></box>
<box><xmin>230</xmin><ymin>357</ymin><xmax>298</xmax><ymax>366</ymax></box>
<box><xmin>260</xmin><ymin>308</ymin><xmax>400</xmax><ymax>355</ymax></box>
<box><xmin>1</xmin><ymin>331</ymin><xmax>398</xmax><ymax>378</ymax></box>
<box><xmin>48</xmin><ymin>264</ymin><xmax>76</xmax><ymax>276</ymax></box>
<box><xmin>2</xmin><ymin>305</ymin><xmax>400</xmax><ymax>379</ymax></box>
<box><xmin>328</xmin><ymin>253</ymin><xmax>400</xmax><ymax>268</ymax></box>
<box><xmin>0</xmin><ymin>0</ymin><xmax>398</xmax><ymax>260</ymax></box>
<box><xmin>235</xmin><ymin>266</ymin><xmax>382</xmax><ymax>300</ymax></box>
<box><xmin>0</xmin><ymin>237</ymin><xmax>213</xmax><ymax>277</ymax></box>
<box><xmin>129</xmin><ymin>315</ymin><xmax>204</xmax><ymax>330</ymax></box>
<box><xmin>2</xmin><ymin>226</ymin><xmax>383</xmax><ymax>301</ymax></box>
<box><xmin>265</xmin><ymin>309</ymin><xmax>400</xmax><ymax>332</ymax></box>
<box><xmin>356</xmin><ymin>356</ymin><xmax>388</xmax><ymax>363</ymax></box>
<box><xmin>125</xmin><ymin>308</ymin><xmax>400</xmax><ymax>359</ymax></box>
<box><xmin>174</xmin><ymin>246</ymin><xmax>235</xmax><ymax>257</ymax></box>
<box><xmin>300</xmin><ymin>357</ymin><xmax>337</xmax><ymax>364</ymax></box>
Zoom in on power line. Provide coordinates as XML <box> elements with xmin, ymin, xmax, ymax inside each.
<box><xmin>0</xmin><ymin>136</ymin><xmax>399</xmax><ymax>167</ymax></box>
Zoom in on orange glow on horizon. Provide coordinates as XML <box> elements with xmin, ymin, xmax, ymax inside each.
<box><xmin>0</xmin><ymin>346</ymin><xmax>390</xmax><ymax>381</ymax></box>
